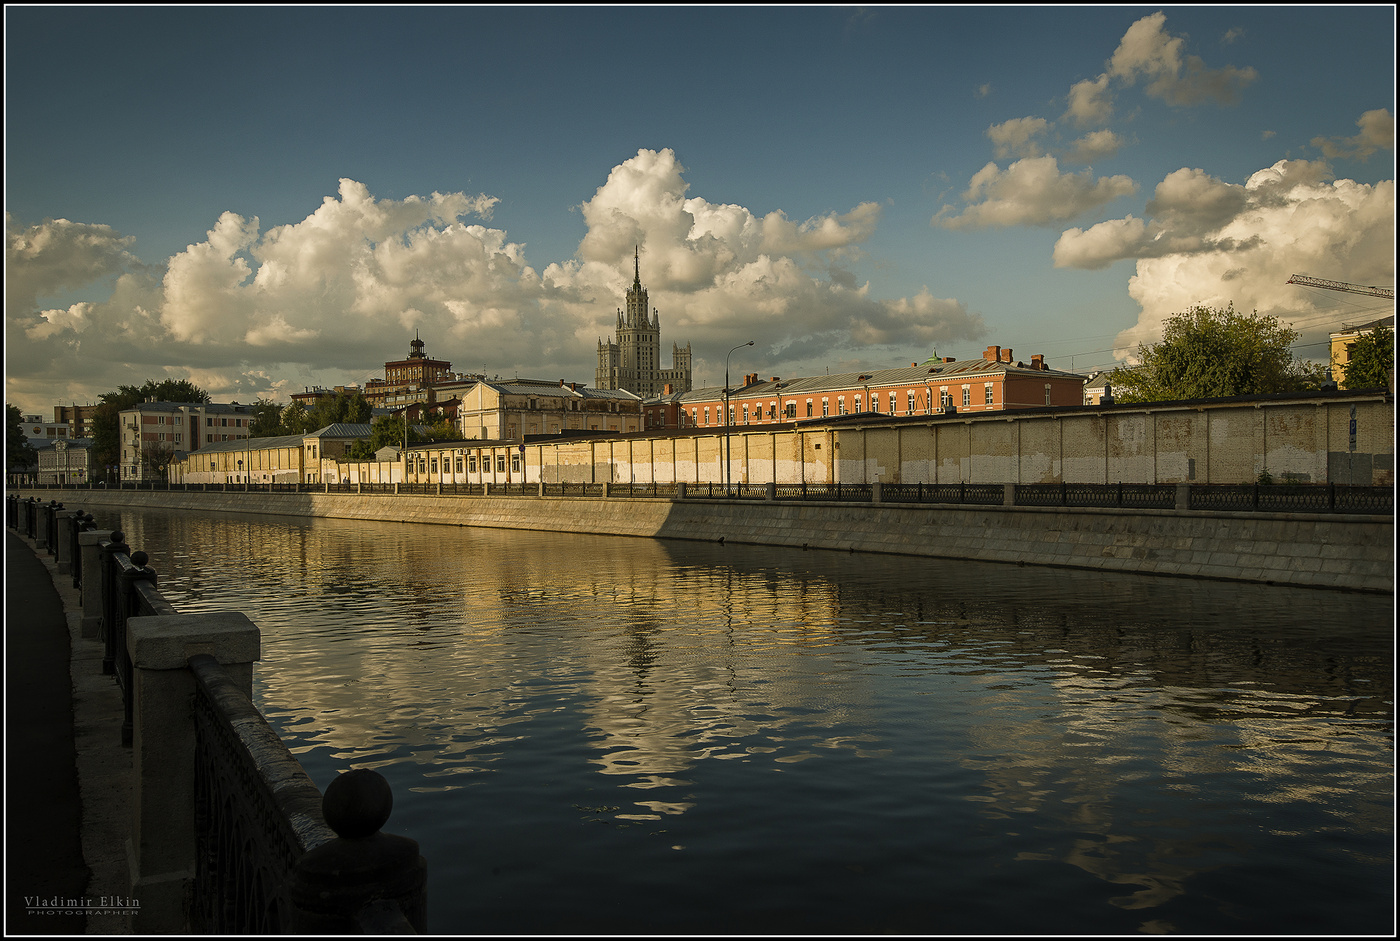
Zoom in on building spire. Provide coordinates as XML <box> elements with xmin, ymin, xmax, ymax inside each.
<box><xmin>634</xmin><ymin>245</ymin><xmax>641</xmax><ymax>287</ymax></box>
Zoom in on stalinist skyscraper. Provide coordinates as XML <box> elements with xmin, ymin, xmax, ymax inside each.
<box><xmin>596</xmin><ymin>247</ymin><xmax>692</xmax><ymax>397</ymax></box>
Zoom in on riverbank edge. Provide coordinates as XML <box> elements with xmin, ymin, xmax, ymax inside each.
<box><xmin>15</xmin><ymin>488</ymin><xmax>1392</xmax><ymax>593</ymax></box>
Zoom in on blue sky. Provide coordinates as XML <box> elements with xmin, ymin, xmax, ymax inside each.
<box><xmin>5</xmin><ymin>6</ymin><xmax>1395</xmax><ymax>414</ymax></box>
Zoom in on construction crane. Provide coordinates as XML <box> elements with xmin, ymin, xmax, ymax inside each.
<box><xmin>1286</xmin><ymin>274</ymin><xmax>1394</xmax><ymax>299</ymax></box>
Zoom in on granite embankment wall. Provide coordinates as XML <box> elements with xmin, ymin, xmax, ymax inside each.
<box><xmin>21</xmin><ymin>488</ymin><xmax>1392</xmax><ymax>593</ymax></box>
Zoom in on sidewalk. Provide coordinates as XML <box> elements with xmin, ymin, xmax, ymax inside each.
<box><xmin>5</xmin><ymin>530</ymin><xmax>133</xmax><ymax>935</ymax></box>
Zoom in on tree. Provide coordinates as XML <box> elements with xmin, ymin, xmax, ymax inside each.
<box><xmin>248</xmin><ymin>398</ymin><xmax>285</xmax><ymax>437</ymax></box>
<box><xmin>280</xmin><ymin>402</ymin><xmax>314</xmax><ymax>436</ymax></box>
<box><xmin>90</xmin><ymin>379</ymin><xmax>211</xmax><ymax>472</ymax></box>
<box><xmin>346</xmin><ymin>414</ymin><xmax>428</xmax><ymax>460</ymax></box>
<box><xmin>1108</xmin><ymin>304</ymin><xmax>1326</xmax><ymax>403</ymax></box>
<box><xmin>1341</xmin><ymin>326</ymin><xmax>1394</xmax><ymax>390</ymax></box>
<box><xmin>310</xmin><ymin>390</ymin><xmax>371</xmax><ymax>429</ymax></box>
<box><xmin>7</xmin><ymin>404</ymin><xmax>38</xmax><ymax>475</ymax></box>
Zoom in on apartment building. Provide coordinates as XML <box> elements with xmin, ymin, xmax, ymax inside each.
<box><xmin>118</xmin><ymin>401</ymin><xmax>252</xmax><ymax>481</ymax></box>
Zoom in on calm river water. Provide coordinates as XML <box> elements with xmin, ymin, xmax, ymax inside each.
<box><xmin>110</xmin><ymin>506</ymin><xmax>1393</xmax><ymax>935</ymax></box>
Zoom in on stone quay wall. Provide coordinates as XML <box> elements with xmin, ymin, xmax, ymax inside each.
<box><xmin>16</xmin><ymin>487</ymin><xmax>1392</xmax><ymax>593</ymax></box>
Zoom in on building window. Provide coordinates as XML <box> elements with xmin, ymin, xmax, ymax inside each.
<box><xmin>468</xmin><ymin>454</ymin><xmax>477</xmax><ymax>473</ymax></box>
<box><xmin>962</xmin><ymin>386</ymin><xmax>971</xmax><ymax>407</ymax></box>
<box><xmin>838</xmin><ymin>398</ymin><xmax>847</xmax><ymax>416</ymax></box>
<box><xmin>456</xmin><ymin>456</ymin><xmax>464</xmax><ymax>474</ymax></box>
<box><xmin>806</xmin><ymin>399</ymin><xmax>813</xmax><ymax>417</ymax></box>
<box><xmin>496</xmin><ymin>454</ymin><xmax>506</xmax><ymax>474</ymax></box>
<box><xmin>430</xmin><ymin>458</ymin><xmax>438</xmax><ymax>474</ymax></box>
<box><xmin>1045</xmin><ymin>384</ymin><xmax>1052</xmax><ymax>405</ymax></box>
<box><xmin>704</xmin><ymin>407</ymin><xmax>710</xmax><ymax>425</ymax></box>
<box><xmin>742</xmin><ymin>405</ymin><xmax>749</xmax><ymax>424</ymax></box>
<box><xmin>940</xmin><ymin>388</ymin><xmax>950</xmax><ymax>409</ymax></box>
<box><xmin>822</xmin><ymin>398</ymin><xmax>829</xmax><ymax>417</ymax></box>
<box><xmin>785</xmin><ymin>402</ymin><xmax>796</xmax><ymax>419</ymax></box>
<box><xmin>511</xmin><ymin>453</ymin><xmax>521</xmax><ymax>473</ymax></box>
<box><xmin>854</xmin><ymin>395</ymin><xmax>862</xmax><ymax>412</ymax></box>
<box><xmin>985</xmin><ymin>383</ymin><xmax>994</xmax><ymax>406</ymax></box>
<box><xmin>907</xmin><ymin>391</ymin><xmax>915</xmax><ymax>414</ymax></box>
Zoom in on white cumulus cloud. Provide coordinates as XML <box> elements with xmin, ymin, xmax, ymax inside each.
<box><xmin>934</xmin><ymin>156</ymin><xmax>1138</xmax><ymax>229</ymax></box>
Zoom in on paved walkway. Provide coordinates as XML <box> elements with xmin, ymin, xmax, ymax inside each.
<box><xmin>5</xmin><ymin>530</ymin><xmax>131</xmax><ymax>935</ymax></box>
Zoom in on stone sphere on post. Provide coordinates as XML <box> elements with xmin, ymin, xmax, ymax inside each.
<box><xmin>323</xmin><ymin>768</ymin><xmax>394</xmax><ymax>839</ymax></box>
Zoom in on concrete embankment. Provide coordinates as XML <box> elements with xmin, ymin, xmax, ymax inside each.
<box><xmin>20</xmin><ymin>487</ymin><xmax>1392</xmax><ymax>593</ymax></box>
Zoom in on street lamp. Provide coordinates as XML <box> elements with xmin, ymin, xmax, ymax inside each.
<box><xmin>723</xmin><ymin>341</ymin><xmax>754</xmax><ymax>492</ymax></box>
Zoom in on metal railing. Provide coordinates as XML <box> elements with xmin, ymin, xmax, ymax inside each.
<box><xmin>9</xmin><ymin>480</ymin><xmax>1393</xmax><ymax>515</ymax></box>
<box><xmin>7</xmin><ymin>500</ymin><xmax>427</xmax><ymax>932</ymax></box>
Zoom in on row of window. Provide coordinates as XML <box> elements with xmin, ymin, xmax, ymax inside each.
<box><xmin>407</xmin><ymin>452</ymin><xmax>522</xmax><ymax>476</ymax></box>
<box><xmin>672</xmin><ymin>383</ymin><xmax>1058</xmax><ymax>428</ymax></box>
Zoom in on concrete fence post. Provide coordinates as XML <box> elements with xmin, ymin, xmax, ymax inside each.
<box><xmin>677</xmin><ymin>482</ymin><xmax>687</xmax><ymax>500</ymax></box>
<box><xmin>55</xmin><ymin>509</ymin><xmax>78</xmax><ymax>574</ymax></box>
<box><xmin>1175</xmin><ymin>482</ymin><xmax>1191</xmax><ymax>510</ymax></box>
<box><xmin>1003</xmin><ymin>483</ymin><xmax>1017</xmax><ymax>507</ymax></box>
<box><xmin>79</xmin><ymin>530</ymin><xmax>114</xmax><ymax>640</ymax></box>
<box><xmin>870</xmin><ymin>482</ymin><xmax>881</xmax><ymax>504</ymax></box>
<box><xmin>125</xmin><ymin>612</ymin><xmax>260</xmax><ymax>934</ymax></box>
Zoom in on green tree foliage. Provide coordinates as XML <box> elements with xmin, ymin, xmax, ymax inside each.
<box><xmin>1341</xmin><ymin>326</ymin><xmax>1394</xmax><ymax>390</ymax></box>
<box><xmin>7</xmin><ymin>404</ymin><xmax>38</xmax><ymax>473</ymax></box>
<box><xmin>1108</xmin><ymin>304</ymin><xmax>1325</xmax><ymax>403</ymax></box>
<box><xmin>309</xmin><ymin>390</ymin><xmax>372</xmax><ymax>429</ymax></box>
<box><xmin>90</xmin><ymin>379</ymin><xmax>211</xmax><ymax>471</ymax></box>
<box><xmin>248</xmin><ymin>398</ymin><xmax>285</xmax><ymax>437</ymax></box>
<box><xmin>279</xmin><ymin>402</ymin><xmax>314</xmax><ymax>436</ymax></box>
<box><xmin>345</xmin><ymin>414</ymin><xmax>429</xmax><ymax>460</ymax></box>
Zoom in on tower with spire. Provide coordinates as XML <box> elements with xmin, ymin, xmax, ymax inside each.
<box><xmin>596</xmin><ymin>247</ymin><xmax>692</xmax><ymax>397</ymax></box>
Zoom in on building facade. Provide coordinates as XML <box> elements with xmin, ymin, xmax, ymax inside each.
<box><xmin>596</xmin><ymin>249</ymin><xmax>692</xmax><ymax>398</ymax></box>
<box><xmin>36</xmin><ymin>438</ymin><xmax>95</xmax><ymax>486</ymax></box>
<box><xmin>458</xmin><ymin>378</ymin><xmax>643</xmax><ymax>441</ymax></box>
<box><xmin>361</xmin><ymin>334</ymin><xmax>480</xmax><ymax>411</ymax></box>
<box><xmin>654</xmin><ymin>346</ymin><xmax>1085</xmax><ymax>431</ymax></box>
<box><xmin>118</xmin><ymin>401</ymin><xmax>252</xmax><ymax>482</ymax></box>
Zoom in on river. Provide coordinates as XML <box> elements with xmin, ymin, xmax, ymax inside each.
<box><xmin>109</xmin><ymin>506</ymin><xmax>1393</xmax><ymax>935</ymax></box>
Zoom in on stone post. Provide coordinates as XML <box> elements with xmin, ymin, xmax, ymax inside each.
<box><xmin>870</xmin><ymin>481</ymin><xmax>881</xmax><ymax>504</ymax></box>
<box><xmin>78</xmin><ymin>530</ymin><xmax>114</xmax><ymax>640</ymax></box>
<box><xmin>676</xmin><ymin>482</ymin><xmax>687</xmax><ymax>500</ymax></box>
<box><xmin>125</xmin><ymin>611</ymin><xmax>260</xmax><ymax>934</ymax></box>
<box><xmin>1003</xmin><ymin>483</ymin><xmax>1017</xmax><ymax>507</ymax></box>
<box><xmin>55</xmin><ymin>509</ymin><xmax>78</xmax><ymax>574</ymax></box>
<box><xmin>1175</xmin><ymin>482</ymin><xmax>1191</xmax><ymax>511</ymax></box>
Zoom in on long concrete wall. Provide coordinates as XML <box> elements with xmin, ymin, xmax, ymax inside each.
<box><xmin>20</xmin><ymin>487</ymin><xmax>1392</xmax><ymax>593</ymax></box>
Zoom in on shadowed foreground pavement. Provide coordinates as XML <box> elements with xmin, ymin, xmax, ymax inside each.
<box><xmin>6</xmin><ymin>530</ymin><xmax>89</xmax><ymax>934</ymax></box>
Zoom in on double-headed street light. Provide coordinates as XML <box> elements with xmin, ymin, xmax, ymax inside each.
<box><xmin>723</xmin><ymin>340</ymin><xmax>754</xmax><ymax>492</ymax></box>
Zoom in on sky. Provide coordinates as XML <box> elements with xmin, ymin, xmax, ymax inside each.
<box><xmin>5</xmin><ymin>5</ymin><xmax>1395</xmax><ymax>416</ymax></box>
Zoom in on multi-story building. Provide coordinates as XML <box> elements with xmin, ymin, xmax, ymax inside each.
<box><xmin>596</xmin><ymin>249</ymin><xmax>692</xmax><ymax>398</ymax></box>
<box><xmin>52</xmin><ymin>404</ymin><xmax>101</xmax><ymax>439</ymax></box>
<box><xmin>118</xmin><ymin>401</ymin><xmax>252</xmax><ymax>482</ymax></box>
<box><xmin>169</xmin><ymin>423</ymin><xmax>381</xmax><ymax>485</ymax></box>
<box><xmin>661</xmin><ymin>346</ymin><xmax>1085</xmax><ymax>430</ymax></box>
<box><xmin>458</xmin><ymin>378</ymin><xmax>643</xmax><ymax>441</ymax></box>
<box><xmin>19</xmin><ymin>414</ymin><xmax>73</xmax><ymax>445</ymax></box>
<box><xmin>361</xmin><ymin>334</ymin><xmax>480</xmax><ymax>411</ymax></box>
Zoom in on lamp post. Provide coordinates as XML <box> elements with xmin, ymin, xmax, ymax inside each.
<box><xmin>723</xmin><ymin>341</ymin><xmax>754</xmax><ymax>492</ymax></box>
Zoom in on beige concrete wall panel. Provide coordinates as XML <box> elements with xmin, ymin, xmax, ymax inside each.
<box><xmin>1015</xmin><ymin>420</ymin><xmax>1060</xmax><ymax>483</ymax></box>
<box><xmin>969</xmin><ymin>421</ymin><xmax>1014</xmax><ymax>483</ymax></box>
<box><xmin>1206</xmin><ymin>410</ymin><xmax>1263</xmax><ymax>483</ymax></box>
<box><xmin>1060</xmin><ymin>416</ymin><xmax>1107</xmax><ymax>483</ymax></box>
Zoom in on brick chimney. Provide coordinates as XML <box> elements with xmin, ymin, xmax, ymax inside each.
<box><xmin>1000</xmin><ymin>348</ymin><xmax>1014</xmax><ymax>363</ymax></box>
<box><xmin>984</xmin><ymin>345</ymin><xmax>1000</xmax><ymax>362</ymax></box>
<box><xmin>1031</xmin><ymin>354</ymin><xmax>1045</xmax><ymax>370</ymax></box>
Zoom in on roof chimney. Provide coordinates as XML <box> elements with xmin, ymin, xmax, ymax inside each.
<box><xmin>1031</xmin><ymin>354</ymin><xmax>1045</xmax><ymax>370</ymax></box>
<box><xmin>1000</xmin><ymin>348</ymin><xmax>1013</xmax><ymax>363</ymax></box>
<box><xmin>984</xmin><ymin>345</ymin><xmax>1001</xmax><ymax>362</ymax></box>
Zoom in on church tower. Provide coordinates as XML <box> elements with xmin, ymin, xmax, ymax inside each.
<box><xmin>596</xmin><ymin>247</ymin><xmax>692</xmax><ymax>397</ymax></box>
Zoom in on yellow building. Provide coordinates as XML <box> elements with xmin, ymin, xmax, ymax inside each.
<box><xmin>1329</xmin><ymin>316</ymin><xmax>1394</xmax><ymax>390</ymax></box>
